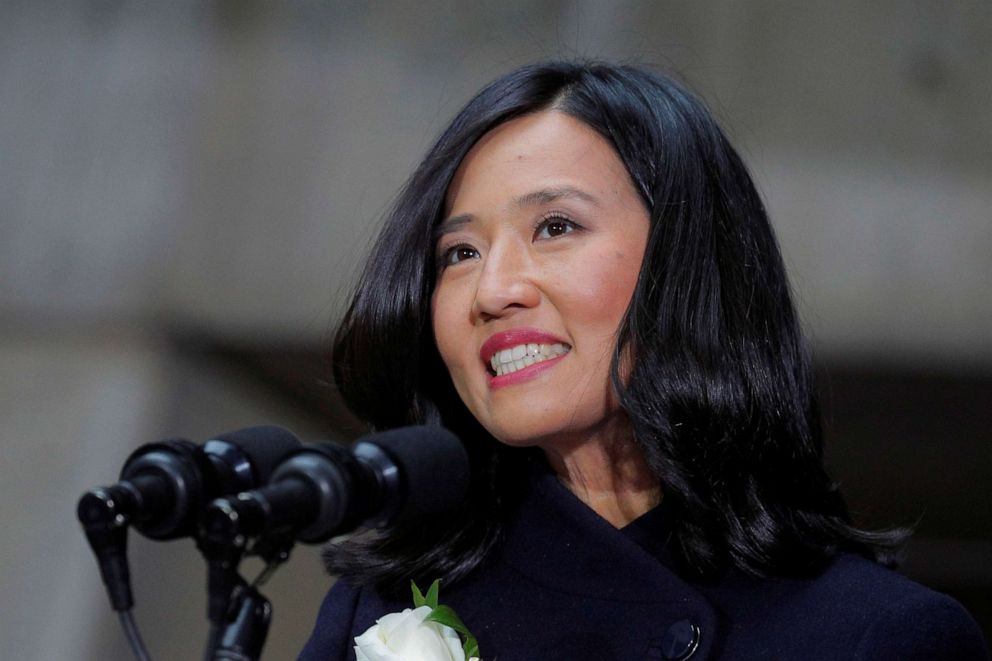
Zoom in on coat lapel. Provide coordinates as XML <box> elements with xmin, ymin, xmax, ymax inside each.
<box><xmin>462</xmin><ymin>465</ymin><xmax>725</xmax><ymax>659</ymax></box>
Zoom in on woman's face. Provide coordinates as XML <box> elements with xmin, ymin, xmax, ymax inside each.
<box><xmin>431</xmin><ymin>110</ymin><xmax>650</xmax><ymax>449</ymax></box>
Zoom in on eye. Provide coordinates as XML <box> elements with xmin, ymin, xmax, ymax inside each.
<box><xmin>440</xmin><ymin>244</ymin><xmax>480</xmax><ymax>268</ymax></box>
<box><xmin>534</xmin><ymin>214</ymin><xmax>578</xmax><ymax>240</ymax></box>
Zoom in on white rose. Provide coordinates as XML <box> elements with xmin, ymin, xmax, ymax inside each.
<box><xmin>354</xmin><ymin>605</ymin><xmax>466</xmax><ymax>661</ymax></box>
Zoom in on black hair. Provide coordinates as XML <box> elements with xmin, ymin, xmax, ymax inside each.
<box><xmin>326</xmin><ymin>60</ymin><xmax>905</xmax><ymax>594</ymax></box>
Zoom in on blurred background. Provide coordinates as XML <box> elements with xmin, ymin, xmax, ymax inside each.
<box><xmin>1</xmin><ymin>1</ymin><xmax>989</xmax><ymax>658</ymax></box>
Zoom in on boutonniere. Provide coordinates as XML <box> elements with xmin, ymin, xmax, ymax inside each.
<box><xmin>354</xmin><ymin>579</ymin><xmax>481</xmax><ymax>661</ymax></box>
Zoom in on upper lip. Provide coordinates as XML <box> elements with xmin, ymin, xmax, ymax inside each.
<box><xmin>479</xmin><ymin>328</ymin><xmax>570</xmax><ymax>363</ymax></box>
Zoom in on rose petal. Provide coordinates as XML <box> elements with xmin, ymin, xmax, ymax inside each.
<box><xmin>353</xmin><ymin>606</ymin><xmax>465</xmax><ymax>661</ymax></box>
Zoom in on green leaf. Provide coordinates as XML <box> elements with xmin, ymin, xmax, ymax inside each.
<box><xmin>410</xmin><ymin>580</ymin><xmax>427</xmax><ymax>608</ymax></box>
<box><xmin>462</xmin><ymin>635</ymin><xmax>480</xmax><ymax>659</ymax></box>
<box><xmin>427</xmin><ymin>605</ymin><xmax>470</xmax><ymax>636</ymax></box>
<box><xmin>425</xmin><ymin>578</ymin><xmax>441</xmax><ymax>610</ymax></box>
<box><xmin>427</xmin><ymin>604</ymin><xmax>481</xmax><ymax>659</ymax></box>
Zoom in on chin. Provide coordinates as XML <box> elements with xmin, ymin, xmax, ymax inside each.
<box><xmin>484</xmin><ymin>425</ymin><xmax>547</xmax><ymax>449</ymax></box>
<box><xmin>482</xmin><ymin>417</ymin><xmax>600</xmax><ymax>450</ymax></box>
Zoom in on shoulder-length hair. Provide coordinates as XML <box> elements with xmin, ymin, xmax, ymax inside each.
<box><xmin>327</xmin><ymin>60</ymin><xmax>904</xmax><ymax>594</ymax></box>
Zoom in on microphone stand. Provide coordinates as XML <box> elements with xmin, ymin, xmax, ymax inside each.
<box><xmin>211</xmin><ymin>584</ymin><xmax>272</xmax><ymax>661</ymax></box>
<box><xmin>199</xmin><ymin>506</ymin><xmax>297</xmax><ymax>661</ymax></box>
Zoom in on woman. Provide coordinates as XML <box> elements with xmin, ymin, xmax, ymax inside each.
<box><xmin>300</xmin><ymin>61</ymin><xmax>988</xmax><ymax>660</ymax></box>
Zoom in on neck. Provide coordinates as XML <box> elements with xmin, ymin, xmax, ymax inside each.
<box><xmin>542</xmin><ymin>423</ymin><xmax>661</xmax><ymax>528</ymax></box>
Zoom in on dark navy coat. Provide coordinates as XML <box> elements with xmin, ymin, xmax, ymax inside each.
<box><xmin>300</xmin><ymin>468</ymin><xmax>989</xmax><ymax>660</ymax></box>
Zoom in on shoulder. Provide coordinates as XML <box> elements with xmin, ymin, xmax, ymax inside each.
<box><xmin>297</xmin><ymin>578</ymin><xmax>362</xmax><ymax>661</ymax></box>
<box><xmin>298</xmin><ymin>578</ymin><xmax>408</xmax><ymax>661</ymax></box>
<box><xmin>823</xmin><ymin>555</ymin><xmax>988</xmax><ymax>660</ymax></box>
<box><xmin>709</xmin><ymin>553</ymin><xmax>989</xmax><ymax>660</ymax></box>
<box><xmin>851</xmin><ymin>582</ymin><xmax>989</xmax><ymax>660</ymax></box>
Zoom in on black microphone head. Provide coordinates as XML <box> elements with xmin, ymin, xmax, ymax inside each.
<box><xmin>360</xmin><ymin>426</ymin><xmax>470</xmax><ymax>523</ymax></box>
<box><xmin>206</xmin><ymin>425</ymin><xmax>301</xmax><ymax>484</ymax></box>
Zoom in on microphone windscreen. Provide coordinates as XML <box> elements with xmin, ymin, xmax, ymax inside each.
<box><xmin>210</xmin><ymin>426</ymin><xmax>301</xmax><ymax>483</ymax></box>
<box><xmin>367</xmin><ymin>426</ymin><xmax>470</xmax><ymax>522</ymax></box>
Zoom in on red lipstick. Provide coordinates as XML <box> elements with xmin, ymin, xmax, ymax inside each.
<box><xmin>480</xmin><ymin>328</ymin><xmax>570</xmax><ymax>390</ymax></box>
<box><xmin>479</xmin><ymin>328</ymin><xmax>568</xmax><ymax>363</ymax></box>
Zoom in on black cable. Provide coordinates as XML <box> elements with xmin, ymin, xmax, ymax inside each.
<box><xmin>118</xmin><ymin>610</ymin><xmax>152</xmax><ymax>661</ymax></box>
<box><xmin>204</xmin><ymin>622</ymin><xmax>222</xmax><ymax>661</ymax></box>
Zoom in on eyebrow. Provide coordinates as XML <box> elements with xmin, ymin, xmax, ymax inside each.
<box><xmin>512</xmin><ymin>185</ymin><xmax>599</xmax><ymax>209</ymax></box>
<box><xmin>434</xmin><ymin>186</ymin><xmax>600</xmax><ymax>242</ymax></box>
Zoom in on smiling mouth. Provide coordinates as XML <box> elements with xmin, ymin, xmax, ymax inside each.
<box><xmin>488</xmin><ymin>342</ymin><xmax>571</xmax><ymax>376</ymax></box>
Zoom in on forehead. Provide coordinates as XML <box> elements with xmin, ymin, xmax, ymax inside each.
<box><xmin>443</xmin><ymin>110</ymin><xmax>639</xmax><ymax>217</ymax></box>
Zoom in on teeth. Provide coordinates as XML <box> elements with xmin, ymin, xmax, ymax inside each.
<box><xmin>489</xmin><ymin>342</ymin><xmax>569</xmax><ymax>376</ymax></box>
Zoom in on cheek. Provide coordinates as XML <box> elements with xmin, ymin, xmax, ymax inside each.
<box><xmin>431</xmin><ymin>286</ymin><xmax>483</xmax><ymax>418</ymax></box>
<box><xmin>429</xmin><ymin>292</ymin><xmax>450</xmax><ymax>362</ymax></box>
<box><xmin>564</xmin><ymin>248</ymin><xmax>641</xmax><ymax>331</ymax></box>
<box><xmin>430</xmin><ymin>285</ymin><xmax>469</xmax><ymax>375</ymax></box>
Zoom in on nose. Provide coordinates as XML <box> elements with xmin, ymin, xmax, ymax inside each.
<box><xmin>472</xmin><ymin>242</ymin><xmax>540</xmax><ymax>321</ymax></box>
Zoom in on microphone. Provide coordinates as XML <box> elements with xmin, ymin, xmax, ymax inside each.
<box><xmin>202</xmin><ymin>426</ymin><xmax>470</xmax><ymax>546</ymax></box>
<box><xmin>77</xmin><ymin>426</ymin><xmax>301</xmax><ymax>611</ymax></box>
